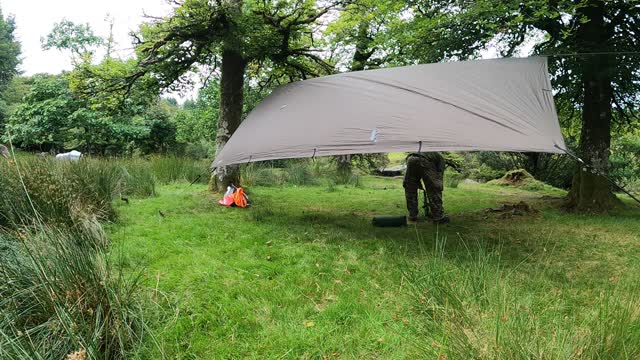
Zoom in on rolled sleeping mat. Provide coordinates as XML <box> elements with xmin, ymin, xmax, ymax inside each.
<box><xmin>372</xmin><ymin>215</ymin><xmax>407</xmax><ymax>227</ymax></box>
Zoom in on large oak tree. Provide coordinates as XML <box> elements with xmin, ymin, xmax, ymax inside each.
<box><xmin>404</xmin><ymin>0</ymin><xmax>640</xmax><ymax>211</ymax></box>
<box><xmin>109</xmin><ymin>0</ymin><xmax>346</xmax><ymax>191</ymax></box>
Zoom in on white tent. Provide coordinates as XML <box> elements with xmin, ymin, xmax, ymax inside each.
<box><xmin>213</xmin><ymin>57</ymin><xmax>565</xmax><ymax>168</ymax></box>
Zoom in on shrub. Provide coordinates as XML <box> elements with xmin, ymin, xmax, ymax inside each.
<box><xmin>469</xmin><ymin>151</ymin><xmax>575</xmax><ymax>188</ymax></box>
<box><xmin>120</xmin><ymin>159</ymin><xmax>156</xmax><ymax>197</ymax></box>
<box><xmin>284</xmin><ymin>161</ymin><xmax>316</xmax><ymax>186</ymax></box>
<box><xmin>444</xmin><ymin>169</ymin><xmax>463</xmax><ymax>188</ymax></box>
<box><xmin>182</xmin><ymin>141</ymin><xmax>215</xmax><ymax>160</ymax></box>
<box><xmin>610</xmin><ymin>134</ymin><xmax>640</xmax><ymax>192</ymax></box>
<box><xmin>241</xmin><ymin>164</ymin><xmax>285</xmax><ymax>187</ymax></box>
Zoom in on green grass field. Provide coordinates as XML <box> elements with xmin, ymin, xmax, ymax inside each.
<box><xmin>109</xmin><ymin>176</ymin><xmax>640</xmax><ymax>358</ymax></box>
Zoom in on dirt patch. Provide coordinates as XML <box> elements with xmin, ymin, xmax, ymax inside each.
<box><xmin>484</xmin><ymin>201</ymin><xmax>540</xmax><ymax>219</ymax></box>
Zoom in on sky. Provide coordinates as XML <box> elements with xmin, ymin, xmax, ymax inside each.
<box><xmin>1</xmin><ymin>0</ymin><xmax>173</xmax><ymax>74</ymax></box>
<box><xmin>0</xmin><ymin>0</ymin><xmax>195</xmax><ymax>99</ymax></box>
<box><xmin>0</xmin><ymin>0</ymin><xmax>537</xmax><ymax>102</ymax></box>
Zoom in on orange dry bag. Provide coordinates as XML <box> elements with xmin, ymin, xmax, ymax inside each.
<box><xmin>233</xmin><ymin>187</ymin><xmax>248</xmax><ymax>208</ymax></box>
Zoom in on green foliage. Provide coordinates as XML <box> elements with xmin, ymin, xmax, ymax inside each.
<box><xmin>135</xmin><ymin>102</ymin><xmax>178</xmax><ymax>155</ymax></box>
<box><xmin>5</xmin><ymin>75</ymin><xmax>82</xmax><ymax>151</ymax></box>
<box><xmin>444</xmin><ymin>168</ymin><xmax>462</xmax><ymax>188</ymax></box>
<box><xmin>325</xmin><ymin>0</ymin><xmax>405</xmax><ymax>70</ymax></box>
<box><xmin>471</xmin><ymin>151</ymin><xmax>576</xmax><ymax>189</ymax></box>
<box><xmin>0</xmin><ymin>7</ymin><xmax>20</xmax><ymax>91</ymax></box>
<box><xmin>4</xmin><ymin>71</ymin><xmax>184</xmax><ymax>155</ymax></box>
<box><xmin>41</xmin><ymin>19</ymin><xmax>103</xmax><ymax>58</ymax></box>
<box><xmin>611</xmin><ymin>133</ymin><xmax>640</xmax><ymax>191</ymax></box>
<box><xmin>148</xmin><ymin>156</ymin><xmax>209</xmax><ymax>185</ymax></box>
<box><xmin>0</xmin><ymin>8</ymin><xmax>20</xmax><ymax>135</ymax></box>
<box><xmin>174</xmin><ymin>82</ymin><xmax>219</xmax><ymax>144</ymax></box>
<box><xmin>0</xmin><ymin>155</ymin><xmax>148</xmax><ymax>359</ymax></box>
<box><xmin>4</xmin><ymin>75</ymin><xmax>150</xmax><ymax>154</ymax></box>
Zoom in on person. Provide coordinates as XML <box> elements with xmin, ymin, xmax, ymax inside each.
<box><xmin>403</xmin><ymin>152</ymin><xmax>449</xmax><ymax>224</ymax></box>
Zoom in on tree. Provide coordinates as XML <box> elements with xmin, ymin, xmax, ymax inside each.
<box><xmin>403</xmin><ymin>0</ymin><xmax>640</xmax><ymax>211</ymax></box>
<box><xmin>323</xmin><ymin>0</ymin><xmax>401</xmax><ymax>180</ymax></box>
<box><xmin>3</xmin><ymin>74</ymin><xmax>150</xmax><ymax>154</ymax></box>
<box><xmin>4</xmin><ymin>75</ymin><xmax>79</xmax><ymax>151</ymax></box>
<box><xmin>0</xmin><ymin>6</ymin><xmax>21</xmax><ymax>133</ymax></box>
<box><xmin>97</xmin><ymin>0</ymin><xmax>347</xmax><ymax>191</ymax></box>
<box><xmin>41</xmin><ymin>19</ymin><xmax>103</xmax><ymax>61</ymax></box>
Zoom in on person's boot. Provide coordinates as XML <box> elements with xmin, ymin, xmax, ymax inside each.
<box><xmin>432</xmin><ymin>215</ymin><xmax>450</xmax><ymax>225</ymax></box>
<box><xmin>407</xmin><ymin>216</ymin><xmax>418</xmax><ymax>225</ymax></box>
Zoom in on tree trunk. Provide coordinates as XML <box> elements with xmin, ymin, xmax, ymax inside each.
<box><xmin>336</xmin><ymin>154</ymin><xmax>352</xmax><ymax>183</ymax></box>
<box><xmin>333</xmin><ymin>23</ymin><xmax>372</xmax><ymax>179</ymax></box>
<box><xmin>565</xmin><ymin>1</ymin><xmax>619</xmax><ymax>211</ymax></box>
<box><xmin>211</xmin><ymin>48</ymin><xmax>246</xmax><ymax>192</ymax></box>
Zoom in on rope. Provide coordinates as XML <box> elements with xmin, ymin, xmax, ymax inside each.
<box><xmin>543</xmin><ymin>51</ymin><xmax>640</xmax><ymax>58</ymax></box>
<box><xmin>554</xmin><ymin>144</ymin><xmax>640</xmax><ymax>206</ymax></box>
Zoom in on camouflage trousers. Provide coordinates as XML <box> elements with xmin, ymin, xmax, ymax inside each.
<box><xmin>403</xmin><ymin>155</ymin><xmax>445</xmax><ymax>220</ymax></box>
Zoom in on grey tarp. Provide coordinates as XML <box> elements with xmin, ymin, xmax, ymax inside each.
<box><xmin>212</xmin><ymin>57</ymin><xmax>566</xmax><ymax>168</ymax></box>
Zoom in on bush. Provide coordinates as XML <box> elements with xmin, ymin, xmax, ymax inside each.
<box><xmin>611</xmin><ymin>134</ymin><xmax>640</xmax><ymax>192</ymax></box>
<box><xmin>182</xmin><ymin>141</ymin><xmax>215</xmax><ymax>160</ymax></box>
<box><xmin>284</xmin><ymin>161</ymin><xmax>316</xmax><ymax>186</ymax></box>
<box><xmin>444</xmin><ymin>169</ymin><xmax>463</xmax><ymax>188</ymax></box>
<box><xmin>472</xmin><ymin>151</ymin><xmax>576</xmax><ymax>188</ymax></box>
<box><xmin>241</xmin><ymin>164</ymin><xmax>285</xmax><ymax>187</ymax></box>
<box><xmin>120</xmin><ymin>159</ymin><xmax>156</xmax><ymax>197</ymax></box>
<box><xmin>0</xmin><ymin>155</ymin><xmax>146</xmax><ymax>359</ymax></box>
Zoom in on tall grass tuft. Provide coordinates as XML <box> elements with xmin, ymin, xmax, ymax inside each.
<box><xmin>0</xmin><ymin>154</ymin><xmax>147</xmax><ymax>359</ymax></box>
<box><xmin>149</xmin><ymin>156</ymin><xmax>209</xmax><ymax>185</ymax></box>
<box><xmin>0</xmin><ymin>158</ymin><xmax>120</xmax><ymax>229</ymax></box>
<box><xmin>0</xmin><ymin>225</ymin><xmax>145</xmax><ymax>359</ymax></box>
<box><xmin>284</xmin><ymin>161</ymin><xmax>316</xmax><ymax>186</ymax></box>
<box><xmin>404</xmin><ymin>235</ymin><xmax>640</xmax><ymax>359</ymax></box>
<box><xmin>120</xmin><ymin>158</ymin><xmax>156</xmax><ymax>197</ymax></box>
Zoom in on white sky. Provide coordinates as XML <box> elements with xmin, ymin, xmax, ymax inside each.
<box><xmin>0</xmin><ymin>0</ymin><xmax>197</xmax><ymax>101</ymax></box>
<box><xmin>1</xmin><ymin>0</ymin><xmax>538</xmax><ymax>102</ymax></box>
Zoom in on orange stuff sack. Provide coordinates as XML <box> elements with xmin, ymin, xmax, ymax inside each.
<box><xmin>233</xmin><ymin>187</ymin><xmax>248</xmax><ymax>208</ymax></box>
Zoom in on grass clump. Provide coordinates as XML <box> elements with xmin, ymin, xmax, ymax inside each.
<box><xmin>444</xmin><ymin>169</ymin><xmax>463</xmax><ymax>188</ymax></box>
<box><xmin>0</xmin><ymin>225</ymin><xmax>145</xmax><ymax>359</ymax></box>
<box><xmin>0</xmin><ymin>158</ymin><xmax>121</xmax><ymax>229</ymax></box>
<box><xmin>149</xmin><ymin>156</ymin><xmax>208</xmax><ymax>185</ymax></box>
<box><xmin>0</xmin><ymin>155</ymin><xmax>151</xmax><ymax>359</ymax></box>
<box><xmin>488</xmin><ymin>169</ymin><xmax>549</xmax><ymax>191</ymax></box>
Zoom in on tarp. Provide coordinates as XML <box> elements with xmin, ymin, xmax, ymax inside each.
<box><xmin>212</xmin><ymin>57</ymin><xmax>565</xmax><ymax>168</ymax></box>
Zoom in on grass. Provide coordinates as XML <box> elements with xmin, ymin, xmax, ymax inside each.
<box><xmin>109</xmin><ymin>175</ymin><xmax>640</xmax><ymax>358</ymax></box>
<box><xmin>0</xmin><ymin>155</ymin><xmax>208</xmax><ymax>359</ymax></box>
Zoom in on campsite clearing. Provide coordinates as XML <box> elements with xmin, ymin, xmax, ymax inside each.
<box><xmin>109</xmin><ymin>177</ymin><xmax>640</xmax><ymax>358</ymax></box>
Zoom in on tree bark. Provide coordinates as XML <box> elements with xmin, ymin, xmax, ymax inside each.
<box><xmin>334</xmin><ymin>23</ymin><xmax>372</xmax><ymax>180</ymax></box>
<box><xmin>565</xmin><ymin>1</ymin><xmax>620</xmax><ymax>211</ymax></box>
<box><xmin>335</xmin><ymin>154</ymin><xmax>352</xmax><ymax>183</ymax></box>
<box><xmin>211</xmin><ymin>48</ymin><xmax>246</xmax><ymax>192</ymax></box>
